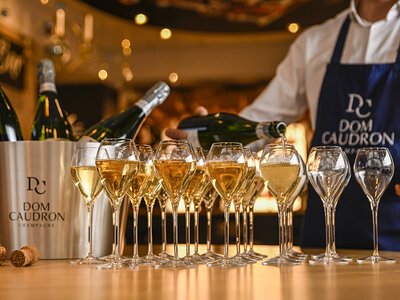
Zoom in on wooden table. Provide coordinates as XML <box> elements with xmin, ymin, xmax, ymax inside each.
<box><xmin>1</xmin><ymin>245</ymin><xmax>400</xmax><ymax>300</ymax></box>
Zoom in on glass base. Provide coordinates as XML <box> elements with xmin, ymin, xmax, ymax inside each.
<box><xmin>262</xmin><ymin>256</ymin><xmax>302</xmax><ymax>266</ymax></box>
<box><xmin>156</xmin><ymin>252</ymin><xmax>174</xmax><ymax>261</ymax></box>
<box><xmin>286</xmin><ymin>249</ymin><xmax>308</xmax><ymax>260</ymax></box>
<box><xmin>143</xmin><ymin>254</ymin><xmax>168</xmax><ymax>264</ymax></box>
<box><xmin>309</xmin><ymin>255</ymin><xmax>350</xmax><ymax>265</ymax></box>
<box><xmin>207</xmin><ymin>258</ymin><xmax>246</xmax><ymax>267</ymax></box>
<box><xmin>235</xmin><ymin>254</ymin><xmax>257</xmax><ymax>264</ymax></box>
<box><xmin>357</xmin><ymin>255</ymin><xmax>396</xmax><ymax>264</ymax></box>
<box><xmin>99</xmin><ymin>253</ymin><xmax>116</xmax><ymax>262</ymax></box>
<box><xmin>312</xmin><ymin>252</ymin><xmax>352</xmax><ymax>262</ymax></box>
<box><xmin>155</xmin><ymin>259</ymin><xmax>197</xmax><ymax>269</ymax></box>
<box><xmin>70</xmin><ymin>255</ymin><xmax>105</xmax><ymax>265</ymax></box>
<box><xmin>97</xmin><ymin>259</ymin><xmax>139</xmax><ymax>270</ymax></box>
<box><xmin>244</xmin><ymin>250</ymin><xmax>267</xmax><ymax>260</ymax></box>
<box><xmin>201</xmin><ymin>250</ymin><xmax>222</xmax><ymax>260</ymax></box>
<box><xmin>190</xmin><ymin>252</ymin><xmax>212</xmax><ymax>264</ymax></box>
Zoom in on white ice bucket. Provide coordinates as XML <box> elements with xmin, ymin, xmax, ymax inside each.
<box><xmin>0</xmin><ymin>141</ymin><xmax>115</xmax><ymax>259</ymax></box>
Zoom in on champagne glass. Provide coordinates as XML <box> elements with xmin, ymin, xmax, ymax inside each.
<box><xmin>307</xmin><ymin>146</ymin><xmax>349</xmax><ymax>265</ymax></box>
<box><xmin>95</xmin><ymin>138</ymin><xmax>139</xmax><ymax>269</ymax></box>
<box><xmin>156</xmin><ymin>189</ymin><xmax>174</xmax><ymax>260</ymax></box>
<box><xmin>284</xmin><ymin>155</ymin><xmax>308</xmax><ymax>261</ymax></box>
<box><xmin>232</xmin><ymin>148</ymin><xmax>257</xmax><ymax>265</ymax></box>
<box><xmin>242</xmin><ymin>174</ymin><xmax>265</xmax><ymax>260</ymax></box>
<box><xmin>154</xmin><ymin>140</ymin><xmax>196</xmax><ymax>268</ymax></box>
<box><xmin>260</xmin><ymin>144</ymin><xmax>304</xmax><ymax>266</ymax></box>
<box><xmin>206</xmin><ymin>142</ymin><xmax>246</xmax><ymax>267</ymax></box>
<box><xmin>354</xmin><ymin>147</ymin><xmax>395</xmax><ymax>264</ymax></box>
<box><xmin>70</xmin><ymin>144</ymin><xmax>104</xmax><ymax>264</ymax></box>
<box><xmin>200</xmin><ymin>181</ymin><xmax>222</xmax><ymax>260</ymax></box>
<box><xmin>183</xmin><ymin>147</ymin><xmax>210</xmax><ymax>264</ymax></box>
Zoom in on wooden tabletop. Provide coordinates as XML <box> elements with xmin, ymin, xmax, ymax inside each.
<box><xmin>1</xmin><ymin>245</ymin><xmax>400</xmax><ymax>300</ymax></box>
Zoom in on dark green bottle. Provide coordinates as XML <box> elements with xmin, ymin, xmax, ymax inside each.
<box><xmin>31</xmin><ymin>59</ymin><xmax>74</xmax><ymax>140</ymax></box>
<box><xmin>0</xmin><ymin>85</ymin><xmax>23</xmax><ymax>141</ymax></box>
<box><xmin>178</xmin><ymin>112</ymin><xmax>286</xmax><ymax>149</ymax></box>
<box><xmin>82</xmin><ymin>81</ymin><xmax>170</xmax><ymax>142</ymax></box>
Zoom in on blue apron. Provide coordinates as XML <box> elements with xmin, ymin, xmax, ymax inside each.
<box><xmin>301</xmin><ymin>15</ymin><xmax>400</xmax><ymax>250</ymax></box>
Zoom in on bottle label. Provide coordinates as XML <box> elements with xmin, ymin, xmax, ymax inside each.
<box><xmin>183</xmin><ymin>129</ymin><xmax>201</xmax><ymax>148</ymax></box>
<box><xmin>39</xmin><ymin>83</ymin><xmax>57</xmax><ymax>93</ymax></box>
<box><xmin>256</xmin><ymin>123</ymin><xmax>268</xmax><ymax>139</ymax></box>
<box><xmin>135</xmin><ymin>99</ymin><xmax>155</xmax><ymax>116</ymax></box>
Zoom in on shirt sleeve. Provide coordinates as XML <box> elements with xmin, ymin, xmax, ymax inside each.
<box><xmin>239</xmin><ymin>31</ymin><xmax>309</xmax><ymax>124</ymax></box>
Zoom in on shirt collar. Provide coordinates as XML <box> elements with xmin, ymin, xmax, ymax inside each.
<box><xmin>350</xmin><ymin>0</ymin><xmax>400</xmax><ymax>27</ymax></box>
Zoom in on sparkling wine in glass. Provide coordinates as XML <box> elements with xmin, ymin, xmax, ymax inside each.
<box><xmin>206</xmin><ymin>142</ymin><xmax>246</xmax><ymax>267</ymax></box>
<box><xmin>154</xmin><ymin>140</ymin><xmax>196</xmax><ymax>268</ymax></box>
<box><xmin>182</xmin><ymin>147</ymin><xmax>210</xmax><ymax>264</ymax></box>
<box><xmin>260</xmin><ymin>144</ymin><xmax>304</xmax><ymax>266</ymax></box>
<box><xmin>70</xmin><ymin>144</ymin><xmax>104</xmax><ymax>264</ymax></box>
<box><xmin>96</xmin><ymin>138</ymin><xmax>139</xmax><ymax>269</ymax></box>
<box><xmin>307</xmin><ymin>146</ymin><xmax>349</xmax><ymax>265</ymax></box>
<box><xmin>354</xmin><ymin>147</ymin><xmax>395</xmax><ymax>264</ymax></box>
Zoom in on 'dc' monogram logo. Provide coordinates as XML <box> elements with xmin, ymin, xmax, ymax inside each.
<box><xmin>27</xmin><ymin>177</ymin><xmax>46</xmax><ymax>195</ymax></box>
<box><xmin>345</xmin><ymin>93</ymin><xmax>372</xmax><ymax>119</ymax></box>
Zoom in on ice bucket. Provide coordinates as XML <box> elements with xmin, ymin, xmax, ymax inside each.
<box><xmin>0</xmin><ymin>141</ymin><xmax>116</xmax><ymax>259</ymax></box>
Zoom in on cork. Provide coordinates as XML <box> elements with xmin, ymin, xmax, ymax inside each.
<box><xmin>10</xmin><ymin>245</ymin><xmax>39</xmax><ymax>267</ymax></box>
<box><xmin>0</xmin><ymin>245</ymin><xmax>6</xmax><ymax>264</ymax></box>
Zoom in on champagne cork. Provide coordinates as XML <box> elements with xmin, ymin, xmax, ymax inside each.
<box><xmin>0</xmin><ymin>245</ymin><xmax>6</xmax><ymax>264</ymax></box>
<box><xmin>10</xmin><ymin>245</ymin><xmax>39</xmax><ymax>267</ymax></box>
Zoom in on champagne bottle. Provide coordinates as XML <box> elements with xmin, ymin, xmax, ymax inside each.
<box><xmin>31</xmin><ymin>59</ymin><xmax>74</xmax><ymax>140</ymax></box>
<box><xmin>82</xmin><ymin>81</ymin><xmax>170</xmax><ymax>142</ymax></box>
<box><xmin>178</xmin><ymin>112</ymin><xmax>286</xmax><ymax>149</ymax></box>
<box><xmin>0</xmin><ymin>85</ymin><xmax>23</xmax><ymax>141</ymax></box>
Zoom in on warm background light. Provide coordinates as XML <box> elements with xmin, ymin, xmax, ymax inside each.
<box><xmin>123</xmin><ymin>47</ymin><xmax>132</xmax><ymax>56</ymax></box>
<box><xmin>160</xmin><ymin>28</ymin><xmax>172</xmax><ymax>40</ymax></box>
<box><xmin>135</xmin><ymin>13</ymin><xmax>147</xmax><ymax>25</ymax></box>
<box><xmin>40</xmin><ymin>0</ymin><xmax>49</xmax><ymax>5</ymax></box>
<box><xmin>287</xmin><ymin>22</ymin><xmax>300</xmax><ymax>34</ymax></box>
<box><xmin>121</xmin><ymin>39</ymin><xmax>131</xmax><ymax>48</ymax></box>
<box><xmin>122</xmin><ymin>67</ymin><xmax>133</xmax><ymax>81</ymax></box>
<box><xmin>98</xmin><ymin>69</ymin><xmax>108</xmax><ymax>80</ymax></box>
<box><xmin>169</xmin><ymin>72</ymin><xmax>178</xmax><ymax>83</ymax></box>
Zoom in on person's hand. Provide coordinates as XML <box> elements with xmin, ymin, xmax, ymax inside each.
<box><xmin>165</xmin><ymin>106</ymin><xmax>208</xmax><ymax>140</ymax></box>
<box><xmin>395</xmin><ymin>184</ymin><xmax>400</xmax><ymax>196</ymax></box>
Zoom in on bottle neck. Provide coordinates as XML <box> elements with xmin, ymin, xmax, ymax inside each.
<box><xmin>39</xmin><ymin>82</ymin><xmax>57</xmax><ymax>94</ymax></box>
<box><xmin>134</xmin><ymin>98</ymin><xmax>158</xmax><ymax>117</ymax></box>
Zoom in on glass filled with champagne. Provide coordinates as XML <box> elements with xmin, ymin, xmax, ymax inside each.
<box><xmin>307</xmin><ymin>146</ymin><xmax>349</xmax><ymax>265</ymax></box>
<box><xmin>354</xmin><ymin>147</ymin><xmax>395</xmax><ymax>264</ymax></box>
<box><xmin>154</xmin><ymin>140</ymin><xmax>196</xmax><ymax>268</ymax></box>
<box><xmin>95</xmin><ymin>138</ymin><xmax>139</xmax><ymax>269</ymax></box>
<box><xmin>260</xmin><ymin>144</ymin><xmax>304</xmax><ymax>266</ymax></box>
<box><xmin>206</xmin><ymin>142</ymin><xmax>246</xmax><ymax>267</ymax></box>
<box><xmin>70</xmin><ymin>144</ymin><xmax>103</xmax><ymax>264</ymax></box>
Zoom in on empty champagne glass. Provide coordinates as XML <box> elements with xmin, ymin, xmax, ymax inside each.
<box><xmin>96</xmin><ymin>138</ymin><xmax>139</xmax><ymax>269</ymax></box>
<box><xmin>260</xmin><ymin>144</ymin><xmax>304</xmax><ymax>266</ymax></box>
<box><xmin>200</xmin><ymin>181</ymin><xmax>222</xmax><ymax>260</ymax></box>
<box><xmin>206</xmin><ymin>142</ymin><xmax>246</xmax><ymax>267</ymax></box>
<box><xmin>70</xmin><ymin>144</ymin><xmax>104</xmax><ymax>264</ymax></box>
<box><xmin>156</xmin><ymin>189</ymin><xmax>174</xmax><ymax>260</ymax></box>
<box><xmin>183</xmin><ymin>147</ymin><xmax>209</xmax><ymax>264</ymax></box>
<box><xmin>307</xmin><ymin>146</ymin><xmax>349</xmax><ymax>265</ymax></box>
<box><xmin>354</xmin><ymin>147</ymin><xmax>395</xmax><ymax>264</ymax></box>
<box><xmin>154</xmin><ymin>140</ymin><xmax>196</xmax><ymax>268</ymax></box>
<box><xmin>232</xmin><ymin>148</ymin><xmax>257</xmax><ymax>265</ymax></box>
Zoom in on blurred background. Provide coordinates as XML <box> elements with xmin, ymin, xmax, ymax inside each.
<box><xmin>0</xmin><ymin>0</ymin><xmax>348</xmax><ymax>245</ymax></box>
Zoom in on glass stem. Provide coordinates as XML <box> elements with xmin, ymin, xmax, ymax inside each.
<box><xmin>185</xmin><ymin>203</ymin><xmax>191</xmax><ymax>257</ymax></box>
<box><xmin>249</xmin><ymin>204</ymin><xmax>255</xmax><ymax>252</ymax></box>
<box><xmin>235</xmin><ymin>203</ymin><xmax>241</xmax><ymax>256</ymax></box>
<box><xmin>114</xmin><ymin>205</ymin><xmax>121</xmax><ymax>260</ymax></box>
<box><xmin>331</xmin><ymin>206</ymin><xmax>337</xmax><ymax>255</ymax></box>
<box><xmin>223</xmin><ymin>202</ymin><xmax>230</xmax><ymax>263</ymax></box>
<box><xmin>194</xmin><ymin>205</ymin><xmax>200</xmax><ymax>255</ymax></box>
<box><xmin>277</xmin><ymin>205</ymin><xmax>285</xmax><ymax>260</ymax></box>
<box><xmin>243</xmin><ymin>205</ymin><xmax>248</xmax><ymax>253</ymax></box>
<box><xmin>206</xmin><ymin>206</ymin><xmax>214</xmax><ymax>253</ymax></box>
<box><xmin>132</xmin><ymin>203</ymin><xmax>139</xmax><ymax>260</ymax></box>
<box><xmin>287</xmin><ymin>206</ymin><xmax>293</xmax><ymax>251</ymax></box>
<box><xmin>87</xmin><ymin>201</ymin><xmax>94</xmax><ymax>258</ymax></box>
<box><xmin>372</xmin><ymin>205</ymin><xmax>379</xmax><ymax>257</ymax></box>
<box><xmin>161</xmin><ymin>204</ymin><xmax>167</xmax><ymax>254</ymax></box>
<box><xmin>111</xmin><ymin>209</ymin><xmax>116</xmax><ymax>256</ymax></box>
<box><xmin>147</xmin><ymin>202</ymin><xmax>154</xmax><ymax>256</ymax></box>
<box><xmin>324</xmin><ymin>205</ymin><xmax>332</xmax><ymax>257</ymax></box>
<box><xmin>173</xmin><ymin>203</ymin><xmax>179</xmax><ymax>261</ymax></box>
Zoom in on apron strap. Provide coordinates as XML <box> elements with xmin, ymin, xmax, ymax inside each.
<box><xmin>331</xmin><ymin>15</ymin><xmax>351</xmax><ymax>64</ymax></box>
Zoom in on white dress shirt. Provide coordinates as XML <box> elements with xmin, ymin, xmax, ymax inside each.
<box><xmin>240</xmin><ymin>0</ymin><xmax>400</xmax><ymax>130</ymax></box>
